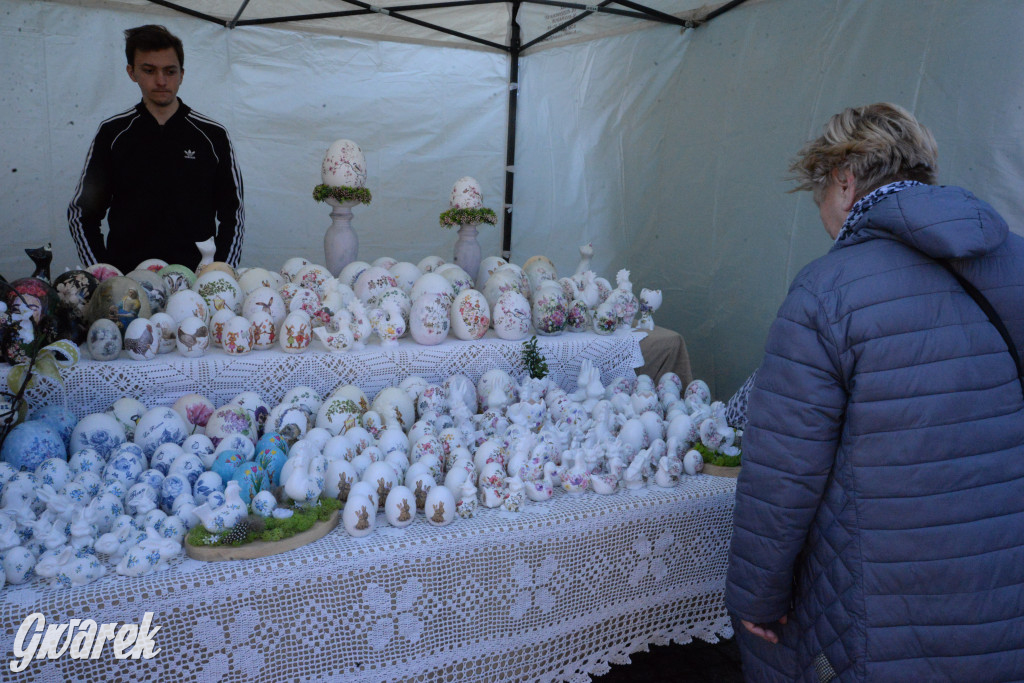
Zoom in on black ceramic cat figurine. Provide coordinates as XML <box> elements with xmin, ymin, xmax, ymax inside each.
<box><xmin>26</xmin><ymin>243</ymin><xmax>53</xmax><ymax>281</ymax></box>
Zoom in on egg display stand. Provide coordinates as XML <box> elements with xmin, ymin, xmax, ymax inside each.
<box><xmin>184</xmin><ymin>509</ymin><xmax>340</xmax><ymax>561</ymax></box>
<box><xmin>453</xmin><ymin>221</ymin><xmax>481</xmax><ymax>283</ymax></box>
<box><xmin>324</xmin><ymin>198</ymin><xmax>360</xmax><ymax>276</ymax></box>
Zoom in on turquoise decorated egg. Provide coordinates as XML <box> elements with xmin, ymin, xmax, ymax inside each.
<box><xmin>1</xmin><ymin>420</ymin><xmax>66</xmax><ymax>471</ymax></box>
<box><xmin>70</xmin><ymin>413</ymin><xmax>126</xmax><ymax>461</ymax></box>
<box><xmin>255</xmin><ymin>432</ymin><xmax>289</xmax><ymax>455</ymax></box>
<box><xmin>254</xmin><ymin>447</ymin><xmax>288</xmax><ymax>486</ymax></box>
<box><xmin>29</xmin><ymin>406</ymin><xmax>76</xmax><ymax>450</ymax></box>
<box><xmin>231</xmin><ymin>463</ymin><xmax>271</xmax><ymax>505</ymax></box>
<box><xmin>211</xmin><ymin>450</ymin><xmax>246</xmax><ymax>483</ymax></box>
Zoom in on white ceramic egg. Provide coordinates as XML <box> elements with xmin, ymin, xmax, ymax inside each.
<box><xmin>175</xmin><ymin>315</ymin><xmax>210</xmax><ymax>358</ymax></box>
<box><xmin>683</xmin><ymin>449</ymin><xmax>705</xmax><ymax>476</ymax></box>
<box><xmin>321</xmin><ymin>139</ymin><xmax>367</xmax><ymax>188</ymax></box>
<box><xmin>362</xmin><ymin>461</ymin><xmax>399</xmax><ymax>507</ymax></box>
<box><xmin>492</xmin><ymin>291</ymin><xmax>531</xmax><ymax>340</ymax></box>
<box><xmin>436</xmin><ymin>264</ymin><xmax>474</xmax><ymax>295</ymax></box>
<box><xmin>237</xmin><ymin>267</ymin><xmax>275</xmax><ymax>296</ymax></box>
<box><xmin>87</xmin><ymin>318</ymin><xmax>122</xmax><ymax>361</ymax></box>
<box><xmin>337</xmin><ymin>261</ymin><xmax>370</xmax><ymax>289</ymax></box>
<box><xmin>450</xmin><ymin>176</ymin><xmax>483</xmax><ymax>209</ymax></box>
<box><xmin>450</xmin><ymin>289</ymin><xmax>490</xmax><ymax>341</ymax></box>
<box><xmin>476</xmin><ymin>256</ymin><xmax>508</xmax><ymax>291</ymax></box>
<box><xmin>221</xmin><ymin>315</ymin><xmax>254</xmax><ymax>355</ymax></box>
<box><xmin>294</xmin><ymin>263</ymin><xmax>333</xmax><ymax>296</ymax></box>
<box><xmin>342</xmin><ymin>494</ymin><xmax>376</xmax><ymax>537</ymax></box>
<box><xmin>409</xmin><ymin>295</ymin><xmax>451</xmax><ymax>346</ymax></box>
<box><xmin>424</xmin><ymin>484</ymin><xmax>456</xmax><ymax>526</ymax></box>
<box><xmin>384</xmin><ymin>485</ymin><xmax>416</xmax><ymax>527</ymax></box>
<box><xmin>279</xmin><ymin>310</ymin><xmax>312</xmax><ymax>354</ymax></box>
<box><xmin>523</xmin><ymin>255</ymin><xmax>558</xmax><ymax>294</ymax></box>
<box><xmin>165</xmin><ymin>289</ymin><xmax>209</xmax><ymax>325</ymax></box>
<box><xmin>280</xmin><ymin>257</ymin><xmax>310</xmax><ymax>283</ymax></box>
<box><xmin>123</xmin><ymin>317</ymin><xmax>157</xmax><ymax>360</ymax></box>
<box><xmin>410</xmin><ymin>272</ymin><xmax>454</xmax><ymax>304</ymax></box>
<box><xmin>148</xmin><ymin>312</ymin><xmax>177</xmax><ymax>354</ymax></box>
<box><xmin>416</xmin><ymin>255</ymin><xmax>446</xmax><ymax>273</ymax></box>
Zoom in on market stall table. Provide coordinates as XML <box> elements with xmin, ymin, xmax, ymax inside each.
<box><xmin>0</xmin><ymin>475</ymin><xmax>736</xmax><ymax>683</ymax></box>
<box><xmin>636</xmin><ymin>326</ymin><xmax>692</xmax><ymax>386</ymax></box>
<box><xmin>4</xmin><ymin>329</ymin><xmax>646</xmax><ymax>418</ymax></box>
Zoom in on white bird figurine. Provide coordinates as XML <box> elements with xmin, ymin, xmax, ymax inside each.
<box><xmin>284</xmin><ymin>451</ymin><xmax>324</xmax><ymax>509</ymax></box>
<box><xmin>369</xmin><ymin>300</ymin><xmax>406</xmax><ymax>346</ymax></box>
<box><xmin>347</xmin><ymin>299</ymin><xmax>372</xmax><ymax>350</ymax></box>
<box><xmin>192</xmin><ymin>480</ymin><xmax>248</xmax><ymax>532</ymax></box>
<box><xmin>314</xmin><ymin>323</ymin><xmax>355</xmax><ymax>353</ymax></box>
<box><xmin>574</xmin><ymin>243</ymin><xmax>594</xmax><ymax>276</ymax></box>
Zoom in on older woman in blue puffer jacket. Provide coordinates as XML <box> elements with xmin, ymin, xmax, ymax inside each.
<box><xmin>726</xmin><ymin>103</ymin><xmax>1024</xmax><ymax>682</ymax></box>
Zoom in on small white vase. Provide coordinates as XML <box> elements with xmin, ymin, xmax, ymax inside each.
<box><xmin>324</xmin><ymin>198</ymin><xmax>360</xmax><ymax>277</ymax></box>
<box><xmin>453</xmin><ymin>222</ymin><xmax>482</xmax><ymax>284</ymax></box>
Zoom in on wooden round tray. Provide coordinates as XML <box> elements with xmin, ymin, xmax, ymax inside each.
<box><xmin>702</xmin><ymin>463</ymin><xmax>741</xmax><ymax>479</ymax></box>
<box><xmin>184</xmin><ymin>510</ymin><xmax>340</xmax><ymax>562</ymax></box>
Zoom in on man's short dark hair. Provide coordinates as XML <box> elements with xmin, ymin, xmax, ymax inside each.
<box><xmin>124</xmin><ymin>25</ymin><xmax>184</xmax><ymax>68</ymax></box>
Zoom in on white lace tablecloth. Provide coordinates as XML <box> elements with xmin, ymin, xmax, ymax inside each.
<box><xmin>6</xmin><ymin>330</ymin><xmax>646</xmax><ymax>418</ymax></box>
<box><xmin>1</xmin><ymin>477</ymin><xmax>736</xmax><ymax>683</ymax></box>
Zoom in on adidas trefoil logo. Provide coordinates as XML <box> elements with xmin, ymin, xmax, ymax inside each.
<box><xmin>184</xmin><ymin>149</ymin><xmax>196</xmax><ymax>160</ymax></box>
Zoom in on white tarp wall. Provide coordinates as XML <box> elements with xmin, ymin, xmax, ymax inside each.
<box><xmin>3</xmin><ymin>0</ymin><xmax>1024</xmax><ymax>397</ymax></box>
<box><xmin>513</xmin><ymin>0</ymin><xmax>1024</xmax><ymax>397</ymax></box>
<box><xmin>0</xmin><ymin>0</ymin><xmax>508</xmax><ymax>281</ymax></box>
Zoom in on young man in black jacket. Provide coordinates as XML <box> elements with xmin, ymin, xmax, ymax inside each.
<box><xmin>68</xmin><ymin>24</ymin><xmax>244</xmax><ymax>273</ymax></box>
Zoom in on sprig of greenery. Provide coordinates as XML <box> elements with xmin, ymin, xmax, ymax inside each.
<box><xmin>313</xmin><ymin>184</ymin><xmax>372</xmax><ymax>205</ymax></box>
<box><xmin>186</xmin><ymin>497</ymin><xmax>343</xmax><ymax>547</ymax></box>
<box><xmin>439</xmin><ymin>207</ymin><xmax>498</xmax><ymax>228</ymax></box>
<box><xmin>521</xmin><ymin>335</ymin><xmax>549</xmax><ymax>379</ymax></box>
<box><xmin>692</xmin><ymin>442</ymin><xmax>742</xmax><ymax>467</ymax></box>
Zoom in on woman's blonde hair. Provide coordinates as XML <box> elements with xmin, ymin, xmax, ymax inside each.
<box><xmin>790</xmin><ymin>103</ymin><xmax>938</xmax><ymax>201</ymax></box>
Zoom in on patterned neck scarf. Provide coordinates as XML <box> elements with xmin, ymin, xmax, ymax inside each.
<box><xmin>834</xmin><ymin>180</ymin><xmax>925</xmax><ymax>243</ymax></box>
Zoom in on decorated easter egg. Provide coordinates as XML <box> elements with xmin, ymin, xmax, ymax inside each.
<box><xmin>449</xmin><ymin>176</ymin><xmax>483</xmax><ymax>209</ymax></box>
<box><xmin>492</xmin><ymin>291</ymin><xmax>531</xmax><ymax>340</ymax></box>
<box><xmin>242</xmin><ymin>286</ymin><xmax>287</xmax><ymax>328</ymax></box>
<box><xmin>436</xmin><ymin>264</ymin><xmax>475</xmax><ymax>295</ymax></box>
<box><xmin>410</xmin><ymin>272</ymin><xmax>454</xmax><ymax>305</ymax></box>
<box><xmin>280</xmin><ymin>257</ymin><xmax>310</xmax><ymax>283</ymax></box>
<box><xmin>146</xmin><ymin>312</ymin><xmax>177</xmax><ymax>354</ymax></box>
<box><xmin>205</xmin><ymin>405</ymin><xmax>256</xmax><ymax>446</ymax></box>
<box><xmin>424</xmin><ymin>483</ymin><xmax>456</xmax><ymax>526</ymax></box>
<box><xmin>126</xmin><ymin>268</ymin><xmax>169</xmax><ymax>313</ymax></box>
<box><xmin>237</xmin><ymin>267</ymin><xmax>275</xmax><ymax>296</ymax></box>
<box><xmin>387</xmin><ymin>262</ymin><xmax>422</xmax><ymax>294</ymax></box>
<box><xmin>337</xmin><ymin>261</ymin><xmax>370</xmax><ymax>289</ymax></box>
<box><xmin>321</xmin><ymin>139</ymin><xmax>367</xmax><ymax>188</ymax></box>
<box><xmin>416</xmin><ymin>255</ymin><xmax>446</xmax><ymax>273</ymax></box>
<box><xmin>530</xmin><ymin>282</ymin><xmax>567</xmax><ymax>336</ymax></box>
<box><xmin>83</xmin><ymin>276</ymin><xmax>150</xmax><ymax>332</ymax></box>
<box><xmin>30</xmin><ymin>405</ymin><xmax>76</xmax><ymax>450</ymax></box>
<box><xmin>159</xmin><ymin>264</ymin><xmax>197</xmax><ymax>294</ymax></box>
<box><xmin>52</xmin><ymin>269</ymin><xmax>99</xmax><ymax>320</ymax></box>
<box><xmin>193</xmin><ymin>270</ymin><xmax>242</xmax><ymax>316</ymax></box>
<box><xmin>279</xmin><ymin>310</ymin><xmax>312</xmax><ymax>354</ymax></box>
<box><xmin>384</xmin><ymin>485</ymin><xmax>416</xmax><ymax>527</ymax></box>
<box><xmin>134</xmin><ymin>407</ymin><xmax>189</xmax><ymax>457</ymax></box>
<box><xmin>1</xmin><ymin>420</ymin><xmax>66</xmax><ymax>471</ymax></box>
<box><xmin>249</xmin><ymin>310</ymin><xmax>277</xmax><ymax>350</ymax></box>
<box><xmin>370</xmin><ymin>387</ymin><xmax>415</xmax><ymax>433</ymax></box>
<box><xmin>221</xmin><ymin>315</ymin><xmax>254</xmax><ymax>355</ymax></box>
<box><xmin>353</xmin><ymin>266</ymin><xmax>398</xmax><ymax>304</ymax></box>
<box><xmin>86</xmin><ymin>318</ymin><xmax>122</xmax><ymax>361</ymax></box>
<box><xmin>123</xmin><ymin>317</ymin><xmax>157</xmax><ymax>360</ymax></box>
<box><xmin>450</xmin><ymin>289</ymin><xmax>490</xmax><ymax>341</ymax></box>
<box><xmin>409</xmin><ymin>295</ymin><xmax>450</xmax><ymax>346</ymax></box>
<box><xmin>208</xmin><ymin>308</ymin><xmax>233</xmax><ymax>348</ymax></box>
<box><xmin>70</xmin><ymin>412</ymin><xmax>126</xmax><ymax>460</ymax></box>
<box><xmin>165</xmin><ymin>289</ymin><xmax>208</xmax><ymax>325</ymax></box>
<box><xmin>230</xmin><ymin>463</ymin><xmax>271</xmax><ymax>505</ymax></box>
<box><xmin>342</xmin><ymin>493</ymin><xmax>376</xmax><ymax>537</ymax></box>
<box><xmin>175</xmin><ymin>315</ymin><xmax>210</xmax><ymax>358</ymax></box>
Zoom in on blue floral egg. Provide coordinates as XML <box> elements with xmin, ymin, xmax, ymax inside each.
<box><xmin>69</xmin><ymin>413</ymin><xmax>126</xmax><ymax>461</ymax></box>
<box><xmin>159</xmin><ymin>474</ymin><xmax>191</xmax><ymax>512</ymax></box>
<box><xmin>102</xmin><ymin>479</ymin><xmax>128</xmax><ymax>500</ymax></box>
<box><xmin>63</xmin><ymin>480</ymin><xmax>90</xmax><ymax>505</ymax></box>
<box><xmin>0</xmin><ymin>462</ymin><xmax>16</xmax><ymax>489</ymax></box>
<box><xmin>134</xmin><ymin>407</ymin><xmax>189</xmax><ymax>458</ymax></box>
<box><xmin>68</xmin><ymin>448</ymin><xmax>104</xmax><ymax>477</ymax></box>
<box><xmin>205</xmin><ymin>490</ymin><xmax>226</xmax><ymax>509</ymax></box>
<box><xmin>102</xmin><ymin>451</ymin><xmax>144</xmax><ymax>488</ymax></box>
<box><xmin>168</xmin><ymin>453</ymin><xmax>204</xmax><ymax>487</ymax></box>
<box><xmin>35</xmin><ymin>458</ymin><xmax>72</xmax><ymax>491</ymax></box>
<box><xmin>138</xmin><ymin>468</ymin><xmax>165</xmax><ymax>490</ymax></box>
<box><xmin>150</xmin><ymin>443</ymin><xmax>184</xmax><ymax>475</ymax></box>
<box><xmin>1</xmin><ymin>420</ymin><xmax>66</xmax><ymax>472</ymax></box>
<box><xmin>255</xmin><ymin>432</ymin><xmax>289</xmax><ymax>455</ymax></box>
<box><xmin>192</xmin><ymin>471</ymin><xmax>223</xmax><ymax>505</ymax></box>
<box><xmin>30</xmin><ymin>406</ymin><xmax>77</xmax><ymax>450</ymax></box>
<box><xmin>125</xmin><ymin>483</ymin><xmax>159</xmax><ymax>516</ymax></box>
<box><xmin>72</xmin><ymin>471</ymin><xmax>104</xmax><ymax>499</ymax></box>
<box><xmin>230</xmin><ymin>463</ymin><xmax>271</xmax><ymax>505</ymax></box>
<box><xmin>254</xmin><ymin>447</ymin><xmax>289</xmax><ymax>486</ymax></box>
<box><xmin>211</xmin><ymin>450</ymin><xmax>246</xmax><ymax>483</ymax></box>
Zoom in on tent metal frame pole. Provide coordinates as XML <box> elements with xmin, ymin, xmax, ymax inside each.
<box><xmin>520</xmin><ymin>0</ymin><xmax>615</xmax><ymax>52</ymax></box>
<box><xmin>145</xmin><ymin>0</ymin><xmax>227</xmax><ymax>25</ymax></box>
<box><xmin>516</xmin><ymin>0</ymin><xmax>656</xmax><ymax>22</ymax></box>
<box><xmin>502</xmin><ymin>1</ymin><xmax>522</xmax><ymax>260</ymax></box>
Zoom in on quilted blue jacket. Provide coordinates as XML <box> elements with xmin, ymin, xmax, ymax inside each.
<box><xmin>726</xmin><ymin>184</ymin><xmax>1024</xmax><ymax>682</ymax></box>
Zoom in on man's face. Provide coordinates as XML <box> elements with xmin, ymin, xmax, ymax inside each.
<box><xmin>127</xmin><ymin>47</ymin><xmax>183</xmax><ymax>110</ymax></box>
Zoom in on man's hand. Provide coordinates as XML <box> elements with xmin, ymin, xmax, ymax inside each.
<box><xmin>741</xmin><ymin>615</ymin><xmax>788</xmax><ymax>644</ymax></box>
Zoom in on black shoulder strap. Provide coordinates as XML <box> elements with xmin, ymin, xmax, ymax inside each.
<box><xmin>936</xmin><ymin>260</ymin><xmax>1024</xmax><ymax>396</ymax></box>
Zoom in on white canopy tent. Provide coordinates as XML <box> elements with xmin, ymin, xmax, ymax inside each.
<box><xmin>2</xmin><ymin>0</ymin><xmax>1023</xmax><ymax>397</ymax></box>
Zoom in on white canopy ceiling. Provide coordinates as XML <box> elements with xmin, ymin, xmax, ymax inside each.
<box><xmin>46</xmin><ymin>0</ymin><xmax>737</xmax><ymax>52</ymax></box>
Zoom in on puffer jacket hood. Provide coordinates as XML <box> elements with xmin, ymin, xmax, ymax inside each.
<box><xmin>838</xmin><ymin>184</ymin><xmax>1008</xmax><ymax>259</ymax></box>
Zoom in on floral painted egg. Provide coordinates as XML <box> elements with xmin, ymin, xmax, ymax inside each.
<box><xmin>0</xmin><ymin>420</ymin><xmax>66</xmax><ymax>471</ymax></box>
<box><xmin>449</xmin><ymin>176</ymin><xmax>483</xmax><ymax>209</ymax></box>
<box><xmin>321</xmin><ymin>139</ymin><xmax>367</xmax><ymax>188</ymax></box>
<box><xmin>146</xmin><ymin>312</ymin><xmax>177</xmax><ymax>354</ymax></box>
<box><xmin>531</xmin><ymin>282</ymin><xmax>568</xmax><ymax>336</ymax></box>
<box><xmin>450</xmin><ymin>289</ymin><xmax>490</xmax><ymax>341</ymax></box>
<box><xmin>230</xmin><ymin>463</ymin><xmax>271</xmax><ymax>505</ymax></box>
<box><xmin>409</xmin><ymin>295</ymin><xmax>451</xmax><ymax>346</ymax></box>
<box><xmin>85</xmin><ymin>262</ymin><xmax>123</xmax><ymax>282</ymax></box>
<box><xmin>337</xmin><ymin>261</ymin><xmax>370</xmax><ymax>290</ymax></box>
<box><xmin>210</xmin><ymin>449</ymin><xmax>246</xmax><ymax>483</ymax></box>
<box><xmin>86</xmin><ymin>318</ymin><xmax>122</xmax><ymax>361</ymax></box>
<box><xmin>159</xmin><ymin>264</ymin><xmax>197</xmax><ymax>295</ymax></box>
<box><xmin>315</xmin><ymin>396</ymin><xmax>361</xmax><ymax>436</ymax></box>
<box><xmin>135</xmin><ymin>258</ymin><xmax>167</xmax><ymax>272</ymax></box>
<box><xmin>436</xmin><ymin>264</ymin><xmax>475</xmax><ymax>295</ymax></box>
<box><xmin>176</xmin><ymin>315</ymin><xmax>210</xmax><ymax>358</ymax></box>
<box><xmin>295</xmin><ymin>263</ymin><xmax>334</xmax><ymax>296</ymax></box>
<box><xmin>52</xmin><ymin>269</ymin><xmax>99</xmax><ymax>320</ymax></box>
<box><xmin>279</xmin><ymin>311</ymin><xmax>312</xmax><ymax>354</ymax></box>
<box><xmin>416</xmin><ymin>255</ymin><xmax>445</xmax><ymax>273</ymax></box>
<box><xmin>482</xmin><ymin>267</ymin><xmax>524</xmax><ymax>313</ymax></box>
<box><xmin>387</xmin><ymin>262</ymin><xmax>422</xmax><ymax>294</ymax></box>
<box><xmin>159</xmin><ymin>473</ymin><xmax>191</xmax><ymax>511</ymax></box>
<box><xmin>30</xmin><ymin>405</ymin><xmax>77</xmax><ymax>450</ymax></box>
<box><xmin>254</xmin><ymin>447</ymin><xmax>289</xmax><ymax>486</ymax></box>
<box><xmin>353</xmin><ymin>266</ymin><xmax>398</xmax><ymax>304</ymax></box>
<box><xmin>70</xmin><ymin>412</ymin><xmax>126</xmax><ymax>460</ymax></box>
<box><xmin>150</xmin><ymin>442</ymin><xmax>183</xmax><ymax>475</ymax></box>
<box><xmin>371</xmin><ymin>287</ymin><xmax>412</xmax><ymax>323</ymax></box>
<box><xmin>249</xmin><ymin>311</ymin><xmax>277</xmax><ymax>350</ymax></box>
<box><xmin>193</xmin><ymin>470</ymin><xmax>223</xmax><ymax>505</ymax></box>
<box><xmin>288</xmin><ymin>287</ymin><xmax>320</xmax><ymax>320</ymax></box>
<box><xmin>492</xmin><ymin>291</ymin><xmax>531</xmax><ymax>340</ymax></box>
<box><xmin>182</xmin><ymin>434</ymin><xmax>216</xmax><ymax>469</ymax></box>
<box><xmin>242</xmin><ymin>286</ymin><xmax>286</xmax><ymax>328</ymax></box>
<box><xmin>165</xmin><ymin>289</ymin><xmax>208</xmax><ymax>325</ymax></box>
<box><xmin>123</xmin><ymin>317</ymin><xmax>157</xmax><ymax>360</ymax></box>
<box><xmin>206</xmin><ymin>405</ymin><xmax>256</xmax><ymax>446</ymax></box>
<box><xmin>193</xmin><ymin>271</ymin><xmax>242</xmax><ymax>317</ymax></box>
<box><xmin>172</xmin><ymin>393</ymin><xmax>215</xmax><ymax>434</ymax></box>
<box><xmin>523</xmin><ymin>255</ymin><xmax>558</xmax><ymax>292</ymax></box>
<box><xmin>221</xmin><ymin>315</ymin><xmax>254</xmax><ymax>355</ymax></box>
<box><xmin>280</xmin><ymin>256</ymin><xmax>310</xmax><ymax>283</ymax></box>
<box><xmin>410</xmin><ymin>272</ymin><xmax>453</xmax><ymax>305</ymax></box>
<box><xmin>565</xmin><ymin>299</ymin><xmax>590</xmax><ymax>332</ymax></box>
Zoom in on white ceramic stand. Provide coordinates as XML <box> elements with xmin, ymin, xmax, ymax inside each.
<box><xmin>324</xmin><ymin>198</ymin><xmax>360</xmax><ymax>276</ymax></box>
<box><xmin>453</xmin><ymin>222</ymin><xmax>481</xmax><ymax>283</ymax></box>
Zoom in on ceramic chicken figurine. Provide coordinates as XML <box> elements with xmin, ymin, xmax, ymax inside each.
<box><xmin>456</xmin><ymin>476</ymin><xmax>478</xmax><ymax>518</ymax></box>
<box><xmin>524</xmin><ymin>462</ymin><xmax>557</xmax><ymax>502</ymax></box>
<box><xmin>369</xmin><ymin>300</ymin><xmax>406</xmax><ymax>346</ymax></box>
<box><xmin>623</xmin><ymin>448</ymin><xmax>650</xmax><ymax>490</ymax></box>
<box><xmin>637</xmin><ymin>288</ymin><xmax>662</xmax><ymax>330</ymax></box>
<box><xmin>314</xmin><ymin>322</ymin><xmax>355</xmax><ymax>353</ymax></box>
<box><xmin>589</xmin><ymin>466</ymin><xmax>619</xmax><ymax>495</ymax></box>
<box><xmin>502</xmin><ymin>475</ymin><xmax>526</xmax><ymax>512</ymax></box>
<box><xmin>284</xmin><ymin>451</ymin><xmax>324</xmax><ymax>509</ymax></box>
<box><xmin>347</xmin><ymin>299</ymin><xmax>372</xmax><ymax>350</ymax></box>
<box><xmin>574</xmin><ymin>243</ymin><xmax>594</xmax><ymax>276</ymax></box>
<box><xmin>192</xmin><ymin>480</ymin><xmax>248</xmax><ymax>532</ymax></box>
